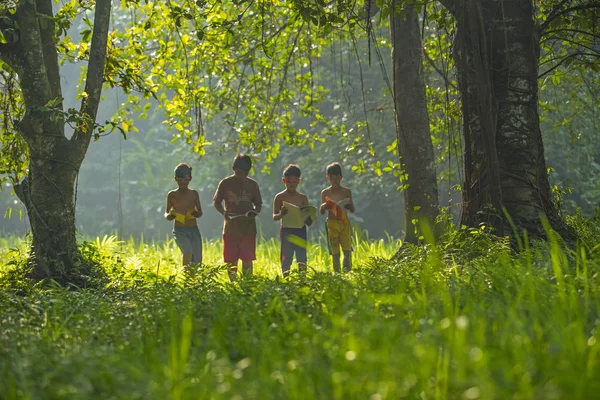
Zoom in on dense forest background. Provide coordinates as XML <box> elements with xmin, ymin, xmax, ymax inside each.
<box><xmin>1</xmin><ymin>2</ymin><xmax>599</xmax><ymax>241</ymax></box>
<box><xmin>3</xmin><ymin>3</ymin><xmax>600</xmax><ymax>396</ymax></box>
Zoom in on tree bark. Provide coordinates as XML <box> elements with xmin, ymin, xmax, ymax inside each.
<box><xmin>451</xmin><ymin>0</ymin><xmax>571</xmax><ymax>238</ymax></box>
<box><xmin>453</xmin><ymin>0</ymin><xmax>503</xmax><ymax>232</ymax></box>
<box><xmin>5</xmin><ymin>0</ymin><xmax>112</xmax><ymax>281</ymax></box>
<box><xmin>390</xmin><ymin>3</ymin><xmax>440</xmax><ymax>243</ymax></box>
<box><xmin>14</xmin><ymin>138</ymin><xmax>81</xmax><ymax>279</ymax></box>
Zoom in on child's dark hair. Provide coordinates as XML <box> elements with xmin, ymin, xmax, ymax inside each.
<box><xmin>326</xmin><ymin>162</ymin><xmax>342</xmax><ymax>176</ymax></box>
<box><xmin>283</xmin><ymin>164</ymin><xmax>301</xmax><ymax>178</ymax></box>
<box><xmin>174</xmin><ymin>163</ymin><xmax>192</xmax><ymax>177</ymax></box>
<box><xmin>232</xmin><ymin>154</ymin><xmax>252</xmax><ymax>171</ymax></box>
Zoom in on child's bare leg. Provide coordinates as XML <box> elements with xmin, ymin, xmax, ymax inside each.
<box><xmin>182</xmin><ymin>252</ymin><xmax>193</xmax><ymax>274</ymax></box>
<box><xmin>332</xmin><ymin>254</ymin><xmax>341</xmax><ymax>273</ymax></box>
<box><xmin>227</xmin><ymin>264</ymin><xmax>238</xmax><ymax>282</ymax></box>
<box><xmin>343</xmin><ymin>251</ymin><xmax>352</xmax><ymax>272</ymax></box>
<box><xmin>241</xmin><ymin>260</ymin><xmax>253</xmax><ymax>276</ymax></box>
<box><xmin>182</xmin><ymin>252</ymin><xmax>192</xmax><ymax>266</ymax></box>
<box><xmin>298</xmin><ymin>262</ymin><xmax>307</xmax><ymax>273</ymax></box>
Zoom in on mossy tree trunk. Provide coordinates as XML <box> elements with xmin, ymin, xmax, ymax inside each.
<box><xmin>1</xmin><ymin>0</ymin><xmax>112</xmax><ymax>280</ymax></box>
<box><xmin>441</xmin><ymin>0</ymin><xmax>572</xmax><ymax>238</ymax></box>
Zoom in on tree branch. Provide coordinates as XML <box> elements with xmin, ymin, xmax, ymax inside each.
<box><xmin>540</xmin><ymin>0</ymin><xmax>571</xmax><ymax>30</ymax></box>
<box><xmin>72</xmin><ymin>0</ymin><xmax>112</xmax><ymax>154</ymax></box>
<box><xmin>540</xmin><ymin>1</ymin><xmax>600</xmax><ymax>31</ymax></box>
<box><xmin>361</xmin><ymin>0</ymin><xmax>380</xmax><ymax>19</ymax></box>
<box><xmin>538</xmin><ymin>51</ymin><xmax>600</xmax><ymax>78</ymax></box>
<box><xmin>13</xmin><ymin>0</ymin><xmax>53</xmax><ymax>109</ymax></box>
<box><xmin>233</xmin><ymin>17</ymin><xmax>296</xmax><ymax>63</ymax></box>
<box><xmin>541</xmin><ymin>28</ymin><xmax>600</xmax><ymax>40</ymax></box>
<box><xmin>424</xmin><ymin>48</ymin><xmax>458</xmax><ymax>90</ymax></box>
<box><xmin>35</xmin><ymin>0</ymin><xmax>63</xmax><ymax>118</ymax></box>
<box><xmin>542</xmin><ymin>35</ymin><xmax>600</xmax><ymax>54</ymax></box>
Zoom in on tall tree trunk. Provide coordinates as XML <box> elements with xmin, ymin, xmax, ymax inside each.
<box><xmin>4</xmin><ymin>0</ymin><xmax>112</xmax><ymax>281</ymax></box>
<box><xmin>390</xmin><ymin>3</ymin><xmax>440</xmax><ymax>243</ymax></box>
<box><xmin>453</xmin><ymin>0</ymin><xmax>503</xmax><ymax>232</ymax></box>
<box><xmin>451</xmin><ymin>0</ymin><xmax>570</xmax><ymax>238</ymax></box>
<box><xmin>14</xmin><ymin>136</ymin><xmax>81</xmax><ymax>279</ymax></box>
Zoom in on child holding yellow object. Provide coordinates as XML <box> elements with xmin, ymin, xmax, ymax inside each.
<box><xmin>320</xmin><ymin>162</ymin><xmax>355</xmax><ymax>272</ymax></box>
<box><xmin>273</xmin><ymin>164</ymin><xmax>314</xmax><ymax>277</ymax></box>
<box><xmin>164</xmin><ymin>163</ymin><xmax>203</xmax><ymax>269</ymax></box>
<box><xmin>170</xmin><ymin>209</ymin><xmax>195</xmax><ymax>224</ymax></box>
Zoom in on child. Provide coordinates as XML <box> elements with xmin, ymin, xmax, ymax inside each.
<box><xmin>273</xmin><ymin>164</ymin><xmax>313</xmax><ymax>277</ymax></box>
<box><xmin>164</xmin><ymin>163</ymin><xmax>203</xmax><ymax>271</ymax></box>
<box><xmin>320</xmin><ymin>162</ymin><xmax>355</xmax><ymax>272</ymax></box>
<box><xmin>213</xmin><ymin>154</ymin><xmax>263</xmax><ymax>281</ymax></box>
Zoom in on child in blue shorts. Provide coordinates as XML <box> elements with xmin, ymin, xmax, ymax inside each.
<box><xmin>164</xmin><ymin>163</ymin><xmax>203</xmax><ymax>272</ymax></box>
<box><xmin>273</xmin><ymin>164</ymin><xmax>313</xmax><ymax>277</ymax></box>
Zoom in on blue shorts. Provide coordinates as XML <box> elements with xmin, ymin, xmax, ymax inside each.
<box><xmin>173</xmin><ymin>226</ymin><xmax>203</xmax><ymax>264</ymax></box>
<box><xmin>280</xmin><ymin>226</ymin><xmax>307</xmax><ymax>265</ymax></box>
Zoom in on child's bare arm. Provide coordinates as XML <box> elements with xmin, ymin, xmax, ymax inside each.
<box><xmin>252</xmin><ymin>183</ymin><xmax>263</xmax><ymax>215</ymax></box>
<box><xmin>320</xmin><ymin>190</ymin><xmax>330</xmax><ymax>214</ymax></box>
<box><xmin>301</xmin><ymin>193</ymin><xmax>309</xmax><ymax>207</ymax></box>
<box><xmin>273</xmin><ymin>194</ymin><xmax>286</xmax><ymax>221</ymax></box>
<box><xmin>165</xmin><ymin>192</ymin><xmax>175</xmax><ymax>220</ymax></box>
<box><xmin>303</xmin><ymin>194</ymin><xmax>313</xmax><ymax>226</ymax></box>
<box><xmin>192</xmin><ymin>190</ymin><xmax>203</xmax><ymax>218</ymax></box>
<box><xmin>345</xmin><ymin>189</ymin><xmax>355</xmax><ymax>213</ymax></box>
<box><xmin>213</xmin><ymin>183</ymin><xmax>228</xmax><ymax>218</ymax></box>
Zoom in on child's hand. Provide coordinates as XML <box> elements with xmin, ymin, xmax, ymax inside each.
<box><xmin>344</xmin><ymin>203</ymin><xmax>355</xmax><ymax>213</ymax></box>
<box><xmin>305</xmin><ymin>216</ymin><xmax>313</xmax><ymax>226</ymax></box>
<box><xmin>323</xmin><ymin>202</ymin><xmax>333</xmax><ymax>210</ymax></box>
<box><xmin>279</xmin><ymin>206</ymin><xmax>288</xmax><ymax>218</ymax></box>
<box><xmin>166</xmin><ymin>208</ymin><xmax>178</xmax><ymax>221</ymax></box>
<box><xmin>192</xmin><ymin>210</ymin><xmax>202</xmax><ymax>218</ymax></box>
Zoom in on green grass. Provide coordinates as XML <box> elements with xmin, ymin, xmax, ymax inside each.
<box><xmin>1</xmin><ymin>226</ymin><xmax>600</xmax><ymax>399</ymax></box>
<box><xmin>78</xmin><ymin>231</ymin><xmax>399</xmax><ymax>282</ymax></box>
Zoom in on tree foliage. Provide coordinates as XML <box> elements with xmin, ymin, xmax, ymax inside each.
<box><xmin>1</xmin><ymin>0</ymin><xmax>599</xmax><ymax>256</ymax></box>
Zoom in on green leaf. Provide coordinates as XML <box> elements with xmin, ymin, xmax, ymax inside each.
<box><xmin>81</xmin><ymin>29</ymin><xmax>92</xmax><ymax>42</ymax></box>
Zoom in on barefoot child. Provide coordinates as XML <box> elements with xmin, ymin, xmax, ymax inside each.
<box><xmin>164</xmin><ymin>163</ymin><xmax>203</xmax><ymax>271</ymax></box>
<box><xmin>273</xmin><ymin>164</ymin><xmax>313</xmax><ymax>277</ymax></box>
<box><xmin>213</xmin><ymin>154</ymin><xmax>263</xmax><ymax>281</ymax></box>
<box><xmin>320</xmin><ymin>162</ymin><xmax>355</xmax><ymax>272</ymax></box>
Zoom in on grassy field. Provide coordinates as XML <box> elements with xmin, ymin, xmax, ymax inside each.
<box><xmin>1</xmin><ymin>224</ymin><xmax>600</xmax><ymax>399</ymax></box>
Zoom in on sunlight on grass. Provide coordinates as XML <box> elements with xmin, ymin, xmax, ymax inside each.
<box><xmin>1</xmin><ymin>226</ymin><xmax>600</xmax><ymax>399</ymax></box>
<box><xmin>84</xmin><ymin>233</ymin><xmax>402</xmax><ymax>282</ymax></box>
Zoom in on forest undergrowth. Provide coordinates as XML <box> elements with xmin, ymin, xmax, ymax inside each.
<box><xmin>1</xmin><ymin>216</ymin><xmax>600</xmax><ymax>399</ymax></box>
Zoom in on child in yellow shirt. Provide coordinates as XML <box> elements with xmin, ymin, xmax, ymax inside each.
<box><xmin>320</xmin><ymin>162</ymin><xmax>355</xmax><ymax>272</ymax></box>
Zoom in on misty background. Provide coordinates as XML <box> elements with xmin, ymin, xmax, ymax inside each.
<box><xmin>1</xmin><ymin>16</ymin><xmax>599</xmax><ymax>241</ymax></box>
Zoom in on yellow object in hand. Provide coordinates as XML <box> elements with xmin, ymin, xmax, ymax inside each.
<box><xmin>170</xmin><ymin>210</ymin><xmax>195</xmax><ymax>224</ymax></box>
<box><xmin>185</xmin><ymin>209</ymin><xmax>196</xmax><ymax>219</ymax></box>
